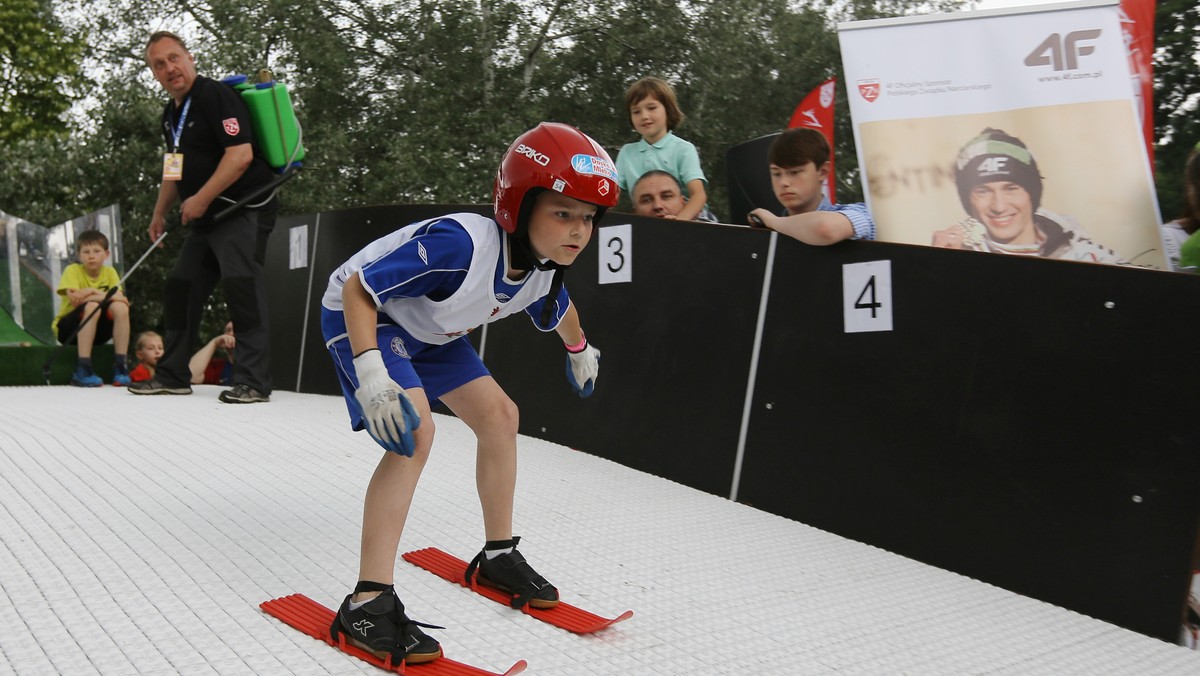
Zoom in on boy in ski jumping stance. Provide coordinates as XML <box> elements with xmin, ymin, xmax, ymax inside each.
<box><xmin>321</xmin><ymin>122</ymin><xmax>617</xmax><ymax>665</ymax></box>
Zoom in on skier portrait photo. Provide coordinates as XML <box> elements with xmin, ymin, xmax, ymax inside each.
<box><xmin>855</xmin><ymin>101</ymin><xmax>1166</xmax><ymax>268</ymax></box>
<box><xmin>930</xmin><ymin>127</ymin><xmax>1127</xmax><ymax>264</ymax></box>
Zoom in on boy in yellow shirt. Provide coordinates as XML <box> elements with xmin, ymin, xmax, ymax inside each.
<box><xmin>52</xmin><ymin>230</ymin><xmax>132</xmax><ymax>386</ymax></box>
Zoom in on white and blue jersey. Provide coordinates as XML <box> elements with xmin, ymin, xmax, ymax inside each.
<box><xmin>321</xmin><ymin>213</ymin><xmax>569</xmax><ymax>341</ymax></box>
<box><xmin>321</xmin><ymin>213</ymin><xmax>570</xmax><ymax>422</ymax></box>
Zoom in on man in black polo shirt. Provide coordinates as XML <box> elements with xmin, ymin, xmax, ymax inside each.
<box><xmin>130</xmin><ymin>31</ymin><xmax>276</xmax><ymax>403</ymax></box>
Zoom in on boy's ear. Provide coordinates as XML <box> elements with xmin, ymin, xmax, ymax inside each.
<box><xmin>816</xmin><ymin>161</ymin><xmax>831</xmax><ymax>180</ymax></box>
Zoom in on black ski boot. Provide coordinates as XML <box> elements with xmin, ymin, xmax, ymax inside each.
<box><xmin>464</xmin><ymin>536</ymin><xmax>559</xmax><ymax>610</ymax></box>
<box><xmin>330</xmin><ymin>584</ymin><xmax>442</xmax><ymax>665</ymax></box>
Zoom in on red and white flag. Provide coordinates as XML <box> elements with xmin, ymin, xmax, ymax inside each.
<box><xmin>788</xmin><ymin>77</ymin><xmax>838</xmax><ymax>203</ymax></box>
<box><xmin>1120</xmin><ymin>0</ymin><xmax>1154</xmax><ymax>169</ymax></box>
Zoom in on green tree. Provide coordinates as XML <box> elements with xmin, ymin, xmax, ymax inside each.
<box><xmin>0</xmin><ymin>0</ymin><xmax>87</xmax><ymax>141</ymax></box>
<box><xmin>684</xmin><ymin>0</ymin><xmax>845</xmax><ymax>215</ymax></box>
<box><xmin>2</xmin><ymin>0</ymin><xmax>968</xmax><ymax>338</ymax></box>
<box><xmin>1153</xmin><ymin>0</ymin><xmax>1200</xmax><ymax>222</ymax></box>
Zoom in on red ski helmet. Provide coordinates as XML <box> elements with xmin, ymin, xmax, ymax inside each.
<box><xmin>493</xmin><ymin>122</ymin><xmax>620</xmax><ymax>234</ymax></box>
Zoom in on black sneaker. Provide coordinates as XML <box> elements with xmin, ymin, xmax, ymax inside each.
<box><xmin>330</xmin><ymin>587</ymin><xmax>442</xmax><ymax>665</ymax></box>
<box><xmin>218</xmin><ymin>384</ymin><xmax>269</xmax><ymax>403</ymax></box>
<box><xmin>465</xmin><ymin>536</ymin><xmax>559</xmax><ymax>609</ymax></box>
<box><xmin>127</xmin><ymin>378</ymin><xmax>192</xmax><ymax>395</ymax></box>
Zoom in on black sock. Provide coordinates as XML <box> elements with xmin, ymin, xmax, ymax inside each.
<box><xmin>353</xmin><ymin>580</ymin><xmax>393</xmax><ymax>595</ymax></box>
<box><xmin>484</xmin><ymin>538</ymin><xmax>517</xmax><ymax>559</ymax></box>
<box><xmin>349</xmin><ymin>580</ymin><xmax>393</xmax><ymax>608</ymax></box>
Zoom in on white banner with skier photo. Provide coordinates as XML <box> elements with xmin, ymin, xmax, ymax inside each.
<box><xmin>838</xmin><ymin>0</ymin><xmax>1164</xmax><ymax>268</ymax></box>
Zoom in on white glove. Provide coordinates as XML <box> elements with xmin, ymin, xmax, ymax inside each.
<box><xmin>565</xmin><ymin>341</ymin><xmax>600</xmax><ymax>397</ymax></box>
<box><xmin>353</xmin><ymin>349</ymin><xmax>420</xmax><ymax>456</ymax></box>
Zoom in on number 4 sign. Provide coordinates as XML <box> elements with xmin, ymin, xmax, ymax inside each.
<box><xmin>842</xmin><ymin>260</ymin><xmax>893</xmax><ymax>333</ymax></box>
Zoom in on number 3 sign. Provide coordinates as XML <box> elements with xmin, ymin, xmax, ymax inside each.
<box><xmin>598</xmin><ymin>224</ymin><xmax>632</xmax><ymax>285</ymax></box>
<box><xmin>842</xmin><ymin>260</ymin><xmax>893</xmax><ymax>333</ymax></box>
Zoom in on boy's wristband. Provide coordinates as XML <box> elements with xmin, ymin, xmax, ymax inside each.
<box><xmin>564</xmin><ymin>332</ymin><xmax>588</xmax><ymax>353</ymax></box>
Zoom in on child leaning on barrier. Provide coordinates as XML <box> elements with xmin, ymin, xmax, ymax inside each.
<box><xmin>748</xmin><ymin>128</ymin><xmax>876</xmax><ymax>245</ymax></box>
<box><xmin>615</xmin><ymin>76</ymin><xmax>713</xmax><ymax>222</ymax></box>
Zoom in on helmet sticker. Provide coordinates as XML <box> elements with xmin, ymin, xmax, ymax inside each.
<box><xmin>571</xmin><ymin>154</ymin><xmax>618</xmax><ymax>180</ymax></box>
<box><xmin>552</xmin><ymin>178</ymin><xmax>566</xmax><ymax>193</ymax></box>
<box><xmin>515</xmin><ymin>143</ymin><xmax>550</xmax><ymax>166</ymax></box>
<box><xmin>598</xmin><ymin>179</ymin><xmax>610</xmax><ymax>196</ymax></box>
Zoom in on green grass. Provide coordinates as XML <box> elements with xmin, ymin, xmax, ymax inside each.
<box><xmin>0</xmin><ymin>343</ymin><xmax>116</xmax><ymax>386</ymax></box>
<box><xmin>0</xmin><ymin>304</ymin><xmax>46</xmax><ymax>346</ymax></box>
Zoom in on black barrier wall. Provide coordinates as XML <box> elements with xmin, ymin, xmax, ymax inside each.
<box><xmin>742</xmin><ymin>237</ymin><xmax>1200</xmax><ymax>643</ymax></box>
<box><xmin>482</xmin><ymin>217</ymin><xmax>767</xmax><ymax>495</ymax></box>
<box><xmin>263</xmin><ymin>204</ymin><xmax>1200</xmax><ymax>642</ymax></box>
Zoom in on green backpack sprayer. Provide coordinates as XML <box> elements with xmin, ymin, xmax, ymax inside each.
<box><xmin>222</xmin><ymin>69</ymin><xmax>306</xmax><ymax>173</ymax></box>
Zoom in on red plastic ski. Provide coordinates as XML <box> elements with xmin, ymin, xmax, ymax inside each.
<box><xmin>260</xmin><ymin>594</ymin><xmax>527</xmax><ymax>676</ymax></box>
<box><xmin>401</xmin><ymin>548</ymin><xmax>633</xmax><ymax>634</ymax></box>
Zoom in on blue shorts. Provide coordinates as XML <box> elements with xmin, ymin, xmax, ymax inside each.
<box><xmin>322</xmin><ymin>308</ymin><xmax>489</xmax><ymax>432</ymax></box>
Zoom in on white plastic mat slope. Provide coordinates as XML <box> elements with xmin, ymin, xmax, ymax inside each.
<box><xmin>0</xmin><ymin>386</ymin><xmax>1197</xmax><ymax>674</ymax></box>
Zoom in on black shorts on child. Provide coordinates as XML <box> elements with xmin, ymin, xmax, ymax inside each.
<box><xmin>57</xmin><ymin>302</ymin><xmax>115</xmax><ymax>345</ymax></box>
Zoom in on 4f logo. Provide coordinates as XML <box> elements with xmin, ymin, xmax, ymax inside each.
<box><xmin>1025</xmin><ymin>29</ymin><xmax>1101</xmax><ymax>71</ymax></box>
<box><xmin>977</xmin><ymin>157</ymin><xmax>1007</xmax><ymax>174</ymax></box>
<box><xmin>353</xmin><ymin>619</ymin><xmax>374</xmax><ymax>636</ymax></box>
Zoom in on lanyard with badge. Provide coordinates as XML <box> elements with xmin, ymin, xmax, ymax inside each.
<box><xmin>162</xmin><ymin>96</ymin><xmax>191</xmax><ymax>181</ymax></box>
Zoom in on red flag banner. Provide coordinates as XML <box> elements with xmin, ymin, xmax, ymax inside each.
<box><xmin>1119</xmin><ymin>0</ymin><xmax>1154</xmax><ymax>169</ymax></box>
<box><xmin>788</xmin><ymin>77</ymin><xmax>838</xmax><ymax>203</ymax></box>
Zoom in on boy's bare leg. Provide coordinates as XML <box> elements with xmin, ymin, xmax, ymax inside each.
<box><xmin>441</xmin><ymin>375</ymin><xmax>558</xmax><ymax>609</ymax></box>
<box><xmin>75</xmin><ymin>301</ymin><xmax>100</xmax><ymax>359</ymax></box>
<box><xmin>109</xmin><ymin>301</ymin><xmax>130</xmax><ymax>356</ymax></box>
<box><xmin>355</xmin><ymin>387</ymin><xmax>434</xmax><ymax>600</ymax></box>
<box><xmin>440</xmin><ymin>376</ymin><xmax>518</xmax><ymax>541</ymax></box>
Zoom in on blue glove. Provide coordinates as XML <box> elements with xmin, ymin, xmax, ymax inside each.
<box><xmin>565</xmin><ymin>341</ymin><xmax>600</xmax><ymax>397</ymax></box>
<box><xmin>353</xmin><ymin>349</ymin><xmax>420</xmax><ymax>456</ymax></box>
